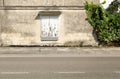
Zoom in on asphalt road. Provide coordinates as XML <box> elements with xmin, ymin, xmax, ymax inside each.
<box><xmin>0</xmin><ymin>56</ymin><xmax>120</xmax><ymax>79</ymax></box>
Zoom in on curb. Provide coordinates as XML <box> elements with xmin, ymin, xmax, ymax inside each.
<box><xmin>0</xmin><ymin>47</ymin><xmax>120</xmax><ymax>56</ymax></box>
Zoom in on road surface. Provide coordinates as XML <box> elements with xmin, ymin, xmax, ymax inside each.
<box><xmin>0</xmin><ymin>56</ymin><xmax>120</xmax><ymax>79</ymax></box>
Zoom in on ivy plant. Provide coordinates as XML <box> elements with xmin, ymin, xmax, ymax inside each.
<box><xmin>85</xmin><ymin>0</ymin><xmax>120</xmax><ymax>46</ymax></box>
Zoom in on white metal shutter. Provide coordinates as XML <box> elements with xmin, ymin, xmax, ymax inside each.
<box><xmin>40</xmin><ymin>16</ymin><xmax>59</xmax><ymax>41</ymax></box>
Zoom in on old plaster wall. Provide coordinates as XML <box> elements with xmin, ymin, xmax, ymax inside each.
<box><xmin>4</xmin><ymin>0</ymin><xmax>99</xmax><ymax>6</ymax></box>
<box><xmin>1</xmin><ymin>10</ymin><xmax>97</xmax><ymax>46</ymax></box>
<box><xmin>0</xmin><ymin>0</ymin><xmax>3</xmax><ymax>6</ymax></box>
<box><xmin>0</xmin><ymin>0</ymin><xmax>3</xmax><ymax>45</ymax></box>
<box><xmin>0</xmin><ymin>0</ymin><xmax>99</xmax><ymax>46</ymax></box>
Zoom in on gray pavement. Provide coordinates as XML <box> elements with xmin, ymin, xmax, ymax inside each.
<box><xmin>0</xmin><ymin>56</ymin><xmax>120</xmax><ymax>79</ymax></box>
<box><xmin>0</xmin><ymin>47</ymin><xmax>120</xmax><ymax>57</ymax></box>
<box><xmin>0</xmin><ymin>47</ymin><xmax>120</xmax><ymax>79</ymax></box>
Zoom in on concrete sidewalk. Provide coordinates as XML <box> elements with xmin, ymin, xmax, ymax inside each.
<box><xmin>0</xmin><ymin>47</ymin><xmax>120</xmax><ymax>57</ymax></box>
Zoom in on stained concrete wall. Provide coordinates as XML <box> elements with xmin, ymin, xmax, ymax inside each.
<box><xmin>0</xmin><ymin>0</ymin><xmax>99</xmax><ymax>46</ymax></box>
<box><xmin>0</xmin><ymin>10</ymin><xmax>4</xmax><ymax>45</ymax></box>
<box><xmin>4</xmin><ymin>0</ymin><xmax>99</xmax><ymax>6</ymax></box>
<box><xmin>0</xmin><ymin>0</ymin><xmax>3</xmax><ymax>6</ymax></box>
<box><xmin>1</xmin><ymin>10</ymin><xmax>97</xmax><ymax>46</ymax></box>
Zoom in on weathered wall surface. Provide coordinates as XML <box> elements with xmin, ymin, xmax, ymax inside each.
<box><xmin>1</xmin><ymin>10</ymin><xmax>97</xmax><ymax>46</ymax></box>
<box><xmin>0</xmin><ymin>0</ymin><xmax>99</xmax><ymax>46</ymax></box>
<box><xmin>0</xmin><ymin>0</ymin><xmax>3</xmax><ymax>6</ymax></box>
<box><xmin>4</xmin><ymin>0</ymin><xmax>99</xmax><ymax>6</ymax></box>
<box><xmin>0</xmin><ymin>10</ymin><xmax>4</xmax><ymax>45</ymax></box>
<box><xmin>63</xmin><ymin>10</ymin><xmax>97</xmax><ymax>46</ymax></box>
<box><xmin>1</xmin><ymin>10</ymin><xmax>40</xmax><ymax>45</ymax></box>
